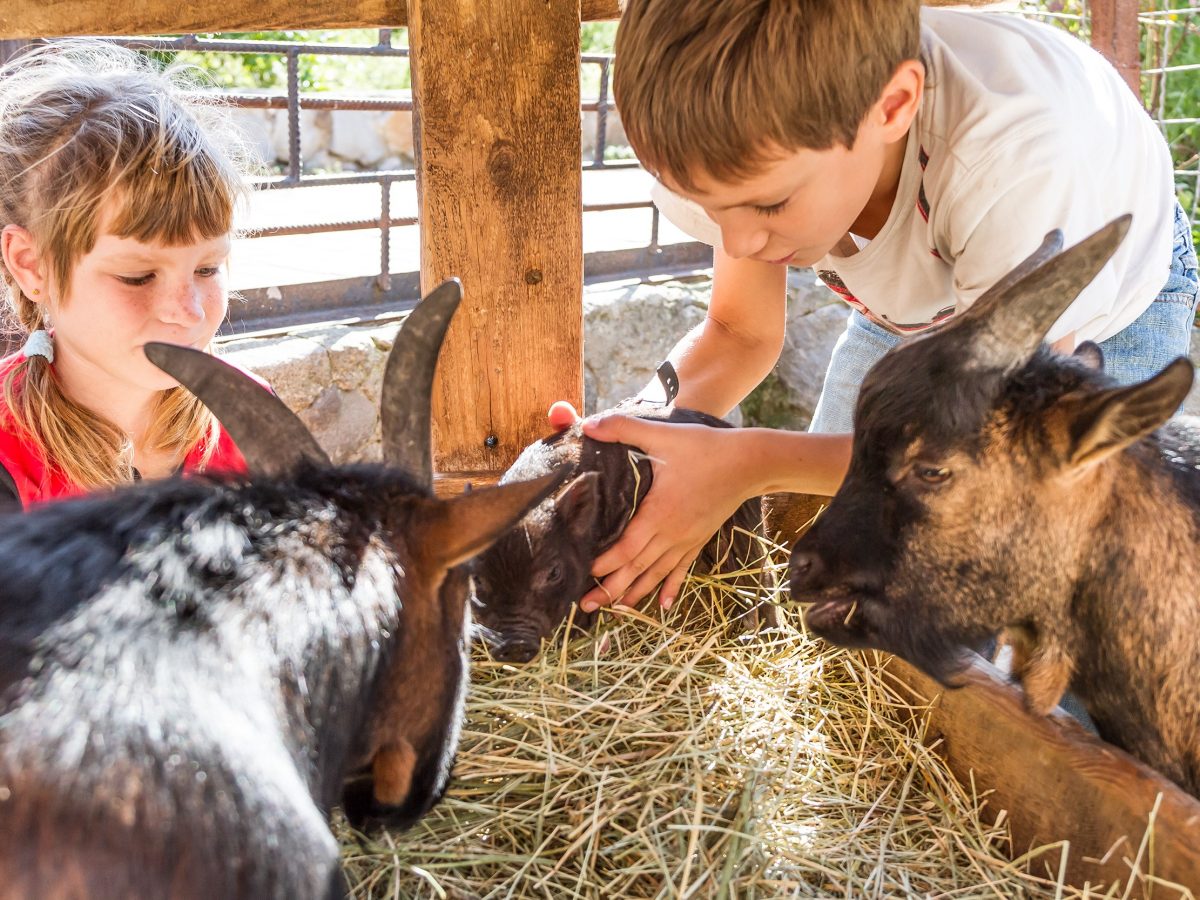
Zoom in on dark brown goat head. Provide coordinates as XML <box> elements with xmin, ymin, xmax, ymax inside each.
<box><xmin>789</xmin><ymin>216</ymin><xmax>1196</xmax><ymax>703</ymax></box>
<box><xmin>146</xmin><ymin>280</ymin><xmax>567</xmax><ymax>828</ymax></box>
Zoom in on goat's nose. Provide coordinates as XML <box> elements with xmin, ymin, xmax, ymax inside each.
<box><xmin>789</xmin><ymin>550</ymin><xmax>825</xmax><ymax>591</ymax></box>
<box><xmin>495</xmin><ymin>640</ymin><xmax>540</xmax><ymax>664</ymax></box>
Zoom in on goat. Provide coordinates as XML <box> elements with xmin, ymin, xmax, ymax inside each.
<box><xmin>789</xmin><ymin>216</ymin><xmax>1200</xmax><ymax>796</ymax></box>
<box><xmin>0</xmin><ymin>281</ymin><xmax>567</xmax><ymax>899</ymax></box>
<box><xmin>472</xmin><ymin>395</ymin><xmax>772</xmax><ymax>663</ymax></box>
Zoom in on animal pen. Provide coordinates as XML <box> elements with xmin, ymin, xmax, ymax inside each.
<box><xmin>1</xmin><ymin>0</ymin><xmax>1198</xmax><ymax>896</ymax></box>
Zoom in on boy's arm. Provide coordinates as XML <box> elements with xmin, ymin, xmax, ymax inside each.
<box><xmin>581</xmin><ymin>250</ymin><xmax>850</xmax><ymax>613</ymax></box>
<box><xmin>638</xmin><ymin>249</ymin><xmax>789</xmax><ymax>413</ymax></box>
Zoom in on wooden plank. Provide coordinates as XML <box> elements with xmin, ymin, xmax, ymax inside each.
<box><xmin>580</xmin><ymin>0</ymin><xmax>1017</xmax><ymax>19</ymax></box>
<box><xmin>0</xmin><ymin>0</ymin><xmax>1050</xmax><ymax>38</ymax></box>
<box><xmin>0</xmin><ymin>1</ymin><xmax>407</xmax><ymax>38</ymax></box>
<box><xmin>885</xmin><ymin>655</ymin><xmax>1200</xmax><ymax>891</ymax></box>
<box><xmin>410</xmin><ymin>0</ymin><xmax>583</xmax><ymax>482</ymax></box>
<box><xmin>0</xmin><ymin>0</ymin><xmax>614</xmax><ymax>37</ymax></box>
<box><xmin>1091</xmin><ymin>0</ymin><xmax>1142</xmax><ymax>96</ymax></box>
<box><xmin>432</xmin><ymin>471</ymin><xmax>501</xmax><ymax>498</ymax></box>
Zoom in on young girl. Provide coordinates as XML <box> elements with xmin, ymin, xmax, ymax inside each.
<box><xmin>0</xmin><ymin>42</ymin><xmax>257</xmax><ymax>510</ymax></box>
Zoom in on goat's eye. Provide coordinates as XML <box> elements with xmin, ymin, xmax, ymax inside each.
<box><xmin>914</xmin><ymin>464</ymin><xmax>952</xmax><ymax>485</ymax></box>
<box><xmin>546</xmin><ymin>565</ymin><xmax>562</xmax><ymax>584</ymax></box>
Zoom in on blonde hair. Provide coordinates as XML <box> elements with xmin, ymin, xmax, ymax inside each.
<box><xmin>613</xmin><ymin>0</ymin><xmax>922</xmax><ymax>191</ymax></box>
<box><xmin>0</xmin><ymin>41</ymin><xmax>253</xmax><ymax>491</ymax></box>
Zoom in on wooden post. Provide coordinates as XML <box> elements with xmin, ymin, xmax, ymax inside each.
<box><xmin>408</xmin><ymin>0</ymin><xmax>584</xmax><ymax>494</ymax></box>
<box><xmin>1090</xmin><ymin>0</ymin><xmax>1142</xmax><ymax>97</ymax></box>
<box><xmin>887</xmin><ymin>656</ymin><xmax>1200</xmax><ymax>889</ymax></box>
<box><xmin>0</xmin><ymin>40</ymin><xmax>31</xmax><ymax>67</ymax></box>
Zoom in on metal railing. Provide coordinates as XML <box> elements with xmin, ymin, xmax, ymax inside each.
<box><xmin>87</xmin><ymin>33</ymin><xmax>695</xmax><ymax>332</ymax></box>
<box><xmin>1015</xmin><ymin>1</ymin><xmax>1200</xmax><ymax>229</ymax></box>
<box><xmin>14</xmin><ymin>6</ymin><xmax>1194</xmax><ymax>331</ymax></box>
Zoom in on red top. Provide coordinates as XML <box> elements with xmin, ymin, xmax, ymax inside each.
<box><xmin>0</xmin><ymin>351</ymin><xmax>254</xmax><ymax>509</ymax></box>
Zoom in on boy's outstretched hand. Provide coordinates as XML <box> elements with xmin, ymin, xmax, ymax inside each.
<box><xmin>573</xmin><ymin>412</ymin><xmax>753</xmax><ymax>613</ymax></box>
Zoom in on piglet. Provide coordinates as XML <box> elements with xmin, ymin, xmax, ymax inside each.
<box><xmin>473</xmin><ymin>370</ymin><xmax>773</xmax><ymax>662</ymax></box>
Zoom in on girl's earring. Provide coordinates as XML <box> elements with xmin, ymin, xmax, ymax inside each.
<box><xmin>31</xmin><ymin>288</ymin><xmax>40</xmax><ymax>296</ymax></box>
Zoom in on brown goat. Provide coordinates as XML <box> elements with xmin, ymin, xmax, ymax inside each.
<box><xmin>789</xmin><ymin>217</ymin><xmax>1200</xmax><ymax>796</ymax></box>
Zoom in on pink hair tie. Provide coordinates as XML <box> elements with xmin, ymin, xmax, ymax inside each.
<box><xmin>21</xmin><ymin>330</ymin><xmax>54</xmax><ymax>363</ymax></box>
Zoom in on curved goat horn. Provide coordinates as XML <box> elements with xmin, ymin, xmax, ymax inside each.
<box><xmin>960</xmin><ymin>215</ymin><xmax>1131</xmax><ymax>373</ymax></box>
<box><xmin>144</xmin><ymin>343</ymin><xmax>330</xmax><ymax>477</ymax></box>
<box><xmin>380</xmin><ymin>278</ymin><xmax>463</xmax><ymax>488</ymax></box>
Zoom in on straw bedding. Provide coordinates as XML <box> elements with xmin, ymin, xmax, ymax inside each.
<box><xmin>338</xmin><ymin>538</ymin><xmax>1162</xmax><ymax>899</ymax></box>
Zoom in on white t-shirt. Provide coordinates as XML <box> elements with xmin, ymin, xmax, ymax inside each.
<box><xmin>651</xmin><ymin>8</ymin><xmax>1176</xmax><ymax>343</ymax></box>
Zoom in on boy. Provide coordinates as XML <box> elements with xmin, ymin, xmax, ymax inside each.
<box><xmin>576</xmin><ymin>0</ymin><xmax>1198</xmax><ymax>613</ymax></box>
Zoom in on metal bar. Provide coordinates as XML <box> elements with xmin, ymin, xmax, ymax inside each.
<box><xmin>244</xmin><ymin>200</ymin><xmax>657</xmax><ymax>237</ymax></box>
<box><xmin>253</xmin><ymin>171</ymin><xmax>417</xmax><ymax>190</ymax></box>
<box><xmin>583</xmin><ymin>201</ymin><xmax>657</xmax><ymax>213</ymax></box>
<box><xmin>285</xmin><ymin>48</ymin><xmax>301</xmax><ymax>184</ymax></box>
<box><xmin>218</xmin><ymin>93</ymin><xmax>413</xmax><ymax>112</ymax></box>
<box><xmin>593</xmin><ymin>57</ymin><xmax>610</xmax><ymax>168</ymax></box>
<box><xmin>581</xmin><ymin>160</ymin><xmax>639</xmax><ymax>172</ymax></box>
<box><xmin>245</xmin><ymin>216</ymin><xmax>418</xmax><ymax>239</ymax></box>
<box><xmin>1090</xmin><ymin>0</ymin><xmax>1142</xmax><ymax>96</ymax></box>
<box><xmin>218</xmin><ymin>243</ymin><xmax>714</xmax><ymax>334</ymax></box>
<box><xmin>105</xmin><ymin>35</ymin><xmax>410</xmax><ymax>58</ymax></box>
<box><xmin>0</xmin><ymin>38</ymin><xmax>32</xmax><ymax>67</ymax></box>
<box><xmin>378</xmin><ymin>176</ymin><xmax>392</xmax><ymax>291</ymax></box>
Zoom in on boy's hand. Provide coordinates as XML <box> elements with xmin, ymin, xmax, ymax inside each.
<box><xmin>575</xmin><ymin>413</ymin><xmax>751</xmax><ymax>613</ymax></box>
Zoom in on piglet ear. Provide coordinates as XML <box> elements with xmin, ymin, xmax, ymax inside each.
<box><xmin>413</xmin><ymin>465</ymin><xmax>572</xmax><ymax>571</ymax></box>
<box><xmin>1073</xmin><ymin>341</ymin><xmax>1105</xmax><ymax>372</ymax></box>
<box><xmin>1063</xmin><ymin>357</ymin><xmax>1194</xmax><ymax>469</ymax></box>
<box><xmin>557</xmin><ymin>472</ymin><xmax>600</xmax><ymax>542</ymax></box>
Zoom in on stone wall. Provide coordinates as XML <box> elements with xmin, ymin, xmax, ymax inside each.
<box><xmin>218</xmin><ymin>276</ymin><xmax>1200</xmax><ymax>465</ymax></box>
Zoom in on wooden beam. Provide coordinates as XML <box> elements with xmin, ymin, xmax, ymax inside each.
<box><xmin>410</xmin><ymin>0</ymin><xmax>584</xmax><ymax>482</ymax></box>
<box><xmin>578</xmin><ymin>0</ymin><xmax>1014</xmax><ymax>20</ymax></box>
<box><xmin>0</xmin><ymin>0</ymin><xmax>1020</xmax><ymax>38</ymax></box>
<box><xmin>0</xmin><ymin>1</ymin><xmax>407</xmax><ymax>39</ymax></box>
<box><xmin>886</xmin><ymin>655</ymin><xmax>1200</xmax><ymax>890</ymax></box>
<box><xmin>1090</xmin><ymin>0</ymin><xmax>1142</xmax><ymax>97</ymax></box>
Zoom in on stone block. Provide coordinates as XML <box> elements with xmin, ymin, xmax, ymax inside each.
<box><xmin>299</xmin><ymin>385</ymin><xmax>378</xmax><ymax>464</ymax></box>
<box><xmin>329</xmin><ymin>110</ymin><xmax>389</xmax><ymax>169</ymax></box>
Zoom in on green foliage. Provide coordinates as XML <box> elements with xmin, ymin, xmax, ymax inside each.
<box><xmin>149</xmin><ymin>30</ymin><xmax>411</xmax><ymax>92</ymax></box>
<box><xmin>580</xmin><ymin>22</ymin><xmax>618</xmax><ymax>98</ymax></box>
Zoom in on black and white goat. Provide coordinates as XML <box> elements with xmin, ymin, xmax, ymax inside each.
<box><xmin>0</xmin><ymin>281</ymin><xmax>566</xmax><ymax>899</ymax></box>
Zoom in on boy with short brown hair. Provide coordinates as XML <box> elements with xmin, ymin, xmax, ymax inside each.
<box><xmin>576</xmin><ymin>0</ymin><xmax>1197</xmax><ymax>613</ymax></box>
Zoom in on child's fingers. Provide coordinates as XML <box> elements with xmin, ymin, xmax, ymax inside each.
<box><xmin>581</xmin><ymin>534</ymin><xmax>668</xmax><ymax>612</ymax></box>
<box><xmin>658</xmin><ymin>559</ymin><xmax>695</xmax><ymax>611</ymax></box>
<box><xmin>582</xmin><ymin>412</ymin><xmax>658</xmax><ymax>445</ymax></box>
<box><xmin>547</xmin><ymin>400</ymin><xmax>581</xmax><ymax>430</ymax></box>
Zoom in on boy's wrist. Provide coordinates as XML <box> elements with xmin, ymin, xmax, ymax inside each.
<box><xmin>734</xmin><ymin>427</ymin><xmax>853</xmax><ymax>498</ymax></box>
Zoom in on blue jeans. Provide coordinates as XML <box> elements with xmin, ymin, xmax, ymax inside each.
<box><xmin>809</xmin><ymin>201</ymin><xmax>1200</xmax><ymax>435</ymax></box>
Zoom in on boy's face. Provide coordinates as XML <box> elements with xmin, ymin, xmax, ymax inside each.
<box><xmin>662</xmin><ymin>119</ymin><xmax>902</xmax><ymax>268</ymax></box>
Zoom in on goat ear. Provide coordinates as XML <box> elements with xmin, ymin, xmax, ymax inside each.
<box><xmin>414</xmin><ymin>465</ymin><xmax>571</xmax><ymax>571</ymax></box>
<box><xmin>379</xmin><ymin>279</ymin><xmax>463</xmax><ymax>490</ymax></box>
<box><xmin>557</xmin><ymin>472</ymin><xmax>600</xmax><ymax>541</ymax></box>
<box><xmin>1073</xmin><ymin>341</ymin><xmax>1105</xmax><ymax>371</ymax></box>
<box><xmin>1063</xmin><ymin>358</ymin><xmax>1195</xmax><ymax>469</ymax></box>
<box><xmin>959</xmin><ymin>216</ymin><xmax>1130</xmax><ymax>373</ymax></box>
<box><xmin>144</xmin><ymin>343</ymin><xmax>330</xmax><ymax>476</ymax></box>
